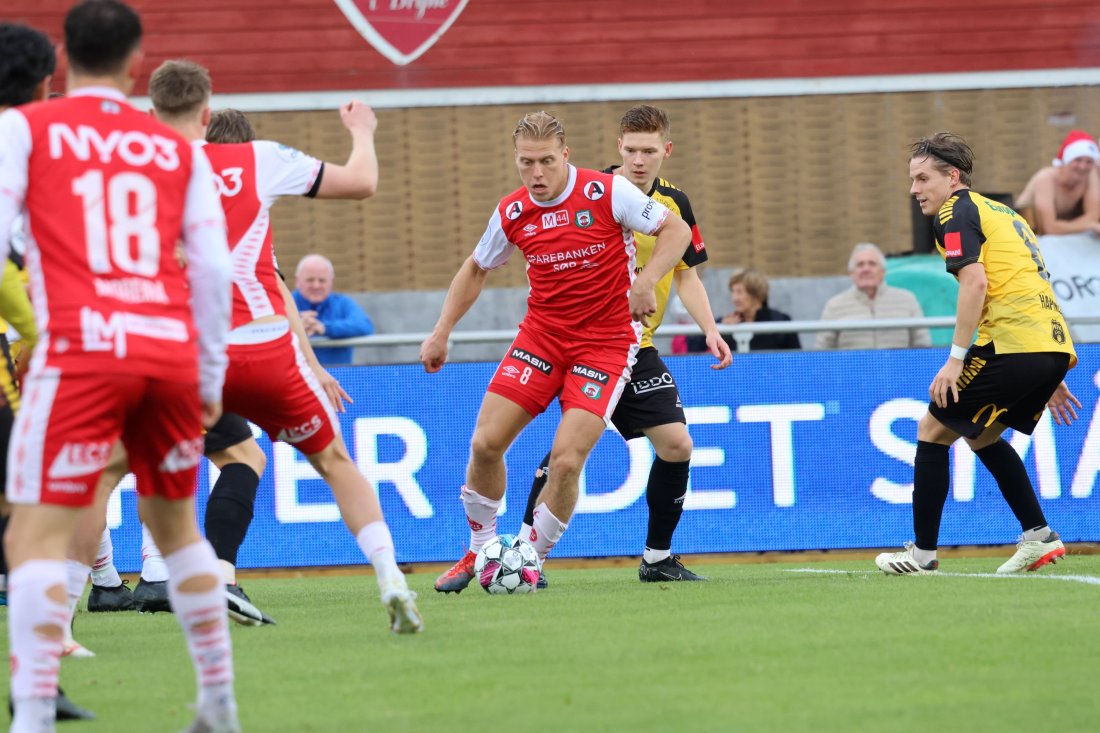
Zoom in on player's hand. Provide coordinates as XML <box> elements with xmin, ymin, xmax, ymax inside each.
<box><xmin>629</xmin><ymin>284</ymin><xmax>657</xmax><ymax>325</ymax></box>
<box><xmin>314</xmin><ymin>365</ymin><xmax>352</xmax><ymax>413</ymax></box>
<box><xmin>705</xmin><ymin>330</ymin><xmax>732</xmax><ymax>370</ymax></box>
<box><xmin>201</xmin><ymin>401</ymin><xmax>223</xmax><ymax>429</ymax></box>
<box><xmin>419</xmin><ymin>331</ymin><xmax>449</xmax><ymax>373</ymax></box>
<box><xmin>340</xmin><ymin>101</ymin><xmax>378</xmax><ymax>135</ymax></box>
<box><xmin>1047</xmin><ymin>381</ymin><xmax>1081</xmax><ymax>426</ymax></box>
<box><xmin>929</xmin><ymin>358</ymin><xmax>963</xmax><ymax>409</ymax></box>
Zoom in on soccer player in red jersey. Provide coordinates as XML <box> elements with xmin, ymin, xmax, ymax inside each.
<box><xmin>0</xmin><ymin>3</ymin><xmax>238</xmax><ymax>732</ymax></box>
<box><xmin>146</xmin><ymin>60</ymin><xmax>422</xmax><ymax>634</ymax></box>
<box><xmin>421</xmin><ymin>111</ymin><xmax>692</xmax><ymax>593</ymax></box>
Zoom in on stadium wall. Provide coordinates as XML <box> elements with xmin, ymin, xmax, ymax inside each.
<box><xmin>8</xmin><ymin>2</ymin><xmax>1100</xmax><ymax>288</ymax></box>
<box><xmin>103</xmin><ymin>345</ymin><xmax>1100</xmax><ymax>571</ymax></box>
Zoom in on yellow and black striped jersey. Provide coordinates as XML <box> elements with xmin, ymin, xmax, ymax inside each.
<box><xmin>933</xmin><ymin>189</ymin><xmax>1076</xmax><ymax>366</ymax></box>
<box><xmin>605</xmin><ymin>167</ymin><xmax>707</xmax><ymax>349</ymax></box>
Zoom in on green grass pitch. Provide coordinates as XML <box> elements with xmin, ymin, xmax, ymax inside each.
<box><xmin>5</xmin><ymin>555</ymin><xmax>1100</xmax><ymax>732</ymax></box>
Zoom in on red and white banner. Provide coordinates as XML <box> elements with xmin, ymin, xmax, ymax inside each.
<box><xmin>332</xmin><ymin>0</ymin><xmax>469</xmax><ymax>65</ymax></box>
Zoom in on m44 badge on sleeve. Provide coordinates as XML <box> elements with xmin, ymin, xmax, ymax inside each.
<box><xmin>332</xmin><ymin>0</ymin><xmax>469</xmax><ymax>66</ymax></box>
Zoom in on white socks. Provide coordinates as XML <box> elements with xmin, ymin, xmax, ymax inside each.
<box><xmin>643</xmin><ymin>548</ymin><xmax>671</xmax><ymax>565</ymax></box>
<box><xmin>1023</xmin><ymin>525</ymin><xmax>1051</xmax><ymax>542</ymax></box>
<box><xmin>461</xmin><ymin>486</ymin><xmax>500</xmax><ymax>554</ymax></box>
<box><xmin>164</xmin><ymin>540</ymin><xmax>237</xmax><ymax>726</ymax></box>
<box><xmin>912</xmin><ymin>546</ymin><xmax>937</xmax><ymax>566</ymax></box>
<box><xmin>356</xmin><ymin>521</ymin><xmax>403</xmax><ymax>588</ymax></box>
<box><xmin>527</xmin><ymin>502</ymin><xmax>567</xmax><ymax>562</ymax></box>
<box><xmin>141</xmin><ymin>524</ymin><xmax>169</xmax><ymax>582</ymax></box>
<box><xmin>91</xmin><ymin>528</ymin><xmax>122</xmax><ymax>588</ymax></box>
<box><xmin>8</xmin><ymin>560</ymin><xmax>67</xmax><ymax>731</ymax></box>
<box><xmin>62</xmin><ymin>561</ymin><xmax>90</xmax><ymax>652</ymax></box>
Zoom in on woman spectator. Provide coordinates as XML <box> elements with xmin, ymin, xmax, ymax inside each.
<box><xmin>687</xmin><ymin>268</ymin><xmax>800</xmax><ymax>353</ymax></box>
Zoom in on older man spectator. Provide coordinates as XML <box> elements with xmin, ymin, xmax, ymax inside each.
<box><xmin>816</xmin><ymin>243</ymin><xmax>931</xmax><ymax>350</ymax></box>
<box><xmin>292</xmin><ymin>254</ymin><xmax>374</xmax><ymax>365</ymax></box>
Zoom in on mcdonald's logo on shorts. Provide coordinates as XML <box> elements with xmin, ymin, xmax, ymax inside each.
<box><xmin>971</xmin><ymin>403</ymin><xmax>1008</xmax><ymax>429</ymax></box>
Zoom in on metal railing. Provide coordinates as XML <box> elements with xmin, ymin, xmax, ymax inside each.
<box><xmin>312</xmin><ymin>315</ymin><xmax>1100</xmax><ymax>355</ymax></box>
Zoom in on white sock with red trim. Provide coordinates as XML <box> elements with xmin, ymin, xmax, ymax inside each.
<box><xmin>528</xmin><ymin>502</ymin><xmax>567</xmax><ymax>562</ymax></box>
<box><xmin>90</xmin><ymin>528</ymin><xmax>121</xmax><ymax>588</ymax></box>
<box><xmin>164</xmin><ymin>540</ymin><xmax>237</xmax><ymax>726</ymax></box>
<box><xmin>461</xmin><ymin>485</ymin><xmax>500</xmax><ymax>554</ymax></box>
<box><xmin>8</xmin><ymin>560</ymin><xmax>66</xmax><ymax>731</ymax></box>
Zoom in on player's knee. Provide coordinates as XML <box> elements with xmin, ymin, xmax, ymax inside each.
<box><xmin>547</xmin><ymin>451</ymin><xmax>584</xmax><ymax>481</ymax></box>
<box><xmin>469</xmin><ymin>430</ymin><xmax>507</xmax><ymax>464</ymax></box>
<box><xmin>654</xmin><ymin>434</ymin><xmax>693</xmax><ymax>463</ymax></box>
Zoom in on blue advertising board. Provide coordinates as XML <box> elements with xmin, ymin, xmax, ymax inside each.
<box><xmin>106</xmin><ymin>345</ymin><xmax>1100</xmax><ymax>571</ymax></box>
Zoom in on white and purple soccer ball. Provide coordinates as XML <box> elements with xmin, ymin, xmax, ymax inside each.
<box><xmin>474</xmin><ymin>534</ymin><xmax>541</xmax><ymax>594</ymax></box>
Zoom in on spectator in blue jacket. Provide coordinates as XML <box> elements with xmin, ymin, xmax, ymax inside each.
<box><xmin>292</xmin><ymin>254</ymin><xmax>374</xmax><ymax>365</ymax></box>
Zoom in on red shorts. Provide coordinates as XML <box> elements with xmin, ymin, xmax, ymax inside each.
<box><xmin>223</xmin><ymin>332</ymin><xmax>338</xmax><ymax>455</ymax></box>
<box><xmin>487</xmin><ymin>327</ymin><xmax>638</xmax><ymax>420</ymax></box>
<box><xmin>8</xmin><ymin>369</ymin><xmax>203</xmax><ymax>507</ymax></box>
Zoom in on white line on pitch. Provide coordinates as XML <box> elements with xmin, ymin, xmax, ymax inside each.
<box><xmin>785</xmin><ymin>567</ymin><xmax>1100</xmax><ymax>587</ymax></box>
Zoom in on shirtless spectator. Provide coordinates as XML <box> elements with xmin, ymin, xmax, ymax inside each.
<box><xmin>1015</xmin><ymin>130</ymin><xmax>1100</xmax><ymax>236</ymax></box>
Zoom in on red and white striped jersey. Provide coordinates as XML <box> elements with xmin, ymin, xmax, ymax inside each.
<box><xmin>201</xmin><ymin>141</ymin><xmax>323</xmax><ymax>330</ymax></box>
<box><xmin>473</xmin><ymin>165</ymin><xmax>670</xmax><ymax>341</ymax></box>
<box><xmin>0</xmin><ymin>88</ymin><xmax>231</xmax><ymax>399</ymax></box>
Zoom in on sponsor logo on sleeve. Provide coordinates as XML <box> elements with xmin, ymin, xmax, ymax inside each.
<box><xmin>575</xmin><ymin>210</ymin><xmax>593</xmax><ymax>228</ymax></box>
<box><xmin>584</xmin><ymin>181</ymin><xmax>605</xmax><ymax>201</ymax></box>
<box><xmin>640</xmin><ymin>200</ymin><xmax>656</xmax><ymax>220</ymax></box>
<box><xmin>510</xmin><ymin>348</ymin><xmax>553</xmax><ymax>374</ymax></box>
<box><xmin>571</xmin><ymin>364</ymin><xmax>609</xmax><ymax>384</ymax></box>
<box><xmin>944</xmin><ymin>231</ymin><xmax>963</xmax><ymax>258</ymax></box>
<box><xmin>275</xmin><ymin>143</ymin><xmax>304</xmax><ymax>162</ymax></box>
<box><xmin>506</xmin><ymin>201</ymin><xmax>524</xmax><ymax>220</ymax></box>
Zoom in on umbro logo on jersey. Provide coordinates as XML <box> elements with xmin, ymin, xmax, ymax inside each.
<box><xmin>541</xmin><ymin>210</ymin><xmax>569</xmax><ymax>229</ymax></box>
<box><xmin>158</xmin><ymin>437</ymin><xmax>205</xmax><ymax>473</ymax></box>
<box><xmin>48</xmin><ymin>441</ymin><xmax>113</xmax><ymax>479</ymax></box>
<box><xmin>583</xmin><ymin>181</ymin><xmax>605</xmax><ymax>201</ymax></box>
<box><xmin>276</xmin><ymin>415</ymin><xmax>323</xmax><ymax>444</ymax></box>
<box><xmin>523</xmin><ymin>224</ymin><xmax>538</xmax><ymax>236</ymax></box>
<box><xmin>506</xmin><ymin>201</ymin><xmax>524</xmax><ymax>220</ymax></box>
<box><xmin>502</xmin><ymin>364</ymin><xmax>521</xmax><ymax>378</ymax></box>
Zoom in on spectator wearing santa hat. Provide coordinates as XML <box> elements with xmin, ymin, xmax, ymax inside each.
<box><xmin>1015</xmin><ymin>129</ymin><xmax>1100</xmax><ymax>236</ymax></box>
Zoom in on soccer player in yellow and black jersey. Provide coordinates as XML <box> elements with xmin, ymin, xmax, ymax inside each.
<box><xmin>876</xmin><ymin>132</ymin><xmax>1081</xmax><ymax>577</ymax></box>
<box><xmin>512</xmin><ymin>105</ymin><xmax>733</xmax><ymax>587</ymax></box>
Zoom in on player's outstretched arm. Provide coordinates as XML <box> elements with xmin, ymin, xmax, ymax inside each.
<box><xmin>420</xmin><ymin>256</ymin><xmax>489</xmax><ymax>373</ymax></box>
<box><xmin>315</xmin><ymin>101</ymin><xmax>379</xmax><ymax>200</ymax></box>
<box><xmin>673</xmin><ymin>267</ymin><xmax>731</xmax><ymax>369</ymax></box>
<box><xmin>1047</xmin><ymin>381</ymin><xmax>1081</xmax><ymax>426</ymax></box>
<box><xmin>630</xmin><ymin>213</ymin><xmax>690</xmax><ymax>324</ymax></box>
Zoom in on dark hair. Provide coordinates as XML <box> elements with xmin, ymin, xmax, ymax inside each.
<box><xmin>619</xmin><ymin>104</ymin><xmax>671</xmax><ymax>138</ymax></box>
<box><xmin>909</xmin><ymin>132</ymin><xmax>974</xmax><ymax>186</ymax></box>
<box><xmin>149</xmin><ymin>60</ymin><xmax>210</xmax><ymax>118</ymax></box>
<box><xmin>63</xmin><ymin>0</ymin><xmax>143</xmax><ymax>77</ymax></box>
<box><xmin>207</xmin><ymin>108</ymin><xmax>256</xmax><ymax>143</ymax></box>
<box><xmin>0</xmin><ymin>23</ymin><xmax>56</xmax><ymax>107</ymax></box>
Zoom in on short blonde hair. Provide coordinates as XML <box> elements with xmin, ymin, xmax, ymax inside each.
<box><xmin>729</xmin><ymin>268</ymin><xmax>769</xmax><ymax>304</ymax></box>
<box><xmin>149</xmin><ymin>59</ymin><xmax>210</xmax><ymax>118</ymax></box>
<box><xmin>513</xmin><ymin>111</ymin><xmax>566</xmax><ymax>146</ymax></box>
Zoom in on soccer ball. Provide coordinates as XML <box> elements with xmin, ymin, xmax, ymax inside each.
<box><xmin>474</xmin><ymin>534</ymin><xmax>541</xmax><ymax>594</ymax></box>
